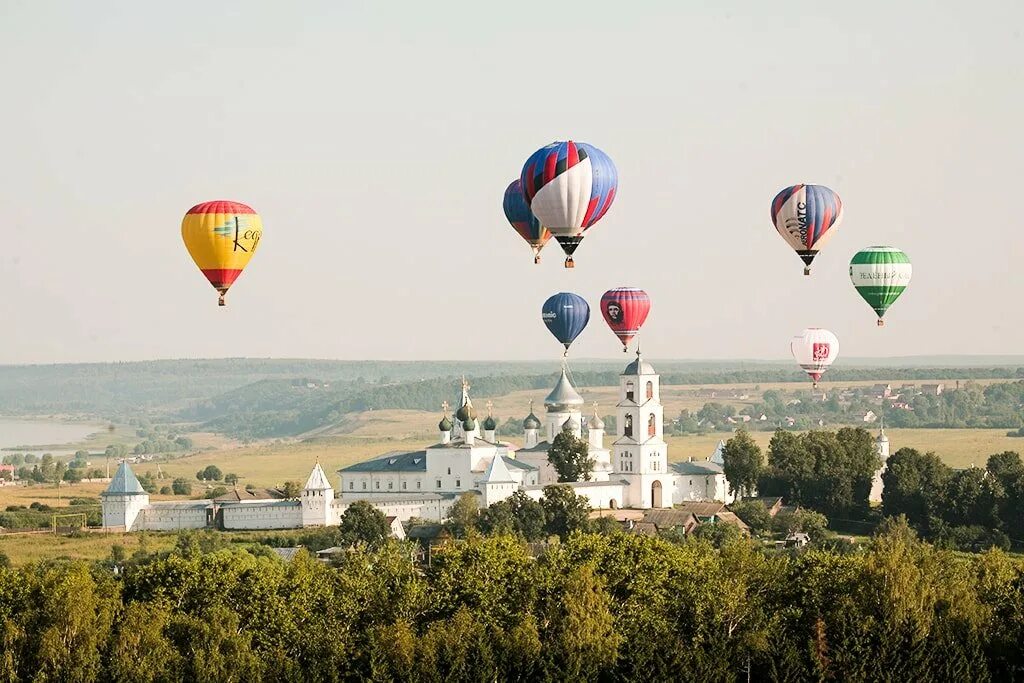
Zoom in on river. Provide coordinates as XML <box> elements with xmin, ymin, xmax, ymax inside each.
<box><xmin>0</xmin><ymin>419</ymin><xmax>105</xmax><ymax>456</ymax></box>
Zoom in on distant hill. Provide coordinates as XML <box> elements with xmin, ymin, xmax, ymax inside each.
<box><xmin>2</xmin><ymin>357</ymin><xmax>1022</xmax><ymax>422</ymax></box>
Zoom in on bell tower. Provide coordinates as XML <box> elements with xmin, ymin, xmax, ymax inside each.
<box><xmin>613</xmin><ymin>351</ymin><xmax>671</xmax><ymax>507</ymax></box>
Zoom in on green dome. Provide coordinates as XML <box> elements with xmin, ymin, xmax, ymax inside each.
<box><xmin>462</xmin><ymin>418</ymin><xmax>477</xmax><ymax>431</ymax></box>
<box><xmin>438</xmin><ymin>416</ymin><xmax>453</xmax><ymax>432</ymax></box>
<box><xmin>523</xmin><ymin>413</ymin><xmax>541</xmax><ymax>429</ymax></box>
<box><xmin>483</xmin><ymin>415</ymin><xmax>497</xmax><ymax>430</ymax></box>
<box><xmin>455</xmin><ymin>402</ymin><xmax>476</xmax><ymax>422</ymax></box>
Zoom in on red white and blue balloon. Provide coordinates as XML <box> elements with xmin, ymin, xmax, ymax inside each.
<box><xmin>520</xmin><ymin>140</ymin><xmax>617</xmax><ymax>267</ymax></box>
<box><xmin>771</xmin><ymin>184</ymin><xmax>843</xmax><ymax>275</ymax></box>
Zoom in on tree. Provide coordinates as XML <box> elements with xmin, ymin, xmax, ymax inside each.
<box><xmin>281</xmin><ymin>480</ymin><xmax>302</xmax><ymax>499</ymax></box>
<box><xmin>722</xmin><ymin>429</ymin><xmax>763</xmax><ymax>499</ymax></box>
<box><xmin>547</xmin><ymin>430</ymin><xmax>592</xmax><ymax>482</ymax></box>
<box><xmin>773</xmin><ymin>509</ymin><xmax>829</xmax><ymax>543</ymax></box>
<box><xmin>881</xmin><ymin>448</ymin><xmax>951</xmax><ymax>536</ymax></box>
<box><xmin>764</xmin><ymin>429</ymin><xmax>813</xmax><ymax>502</ymax></box>
<box><xmin>542</xmin><ymin>565</ymin><xmax>621</xmax><ymax>680</ymax></box>
<box><xmin>340</xmin><ymin>500</ymin><xmax>390</xmax><ymax>547</ymax></box>
<box><xmin>223</xmin><ymin>473</ymin><xmax>239</xmax><ymax>485</ymax></box>
<box><xmin>171</xmin><ymin>478</ymin><xmax>192</xmax><ymax>495</ymax></box>
<box><xmin>540</xmin><ymin>485</ymin><xmax>591</xmax><ymax>539</ymax></box>
<box><xmin>446</xmin><ymin>492</ymin><xmax>479</xmax><ymax>537</ymax></box>
<box><xmin>200</xmin><ymin>465</ymin><xmax>223</xmax><ymax>482</ymax></box>
<box><xmin>729</xmin><ymin>500</ymin><xmax>772</xmax><ymax>534</ymax></box>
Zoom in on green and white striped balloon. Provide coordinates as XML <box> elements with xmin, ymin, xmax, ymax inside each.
<box><xmin>849</xmin><ymin>246</ymin><xmax>912</xmax><ymax>326</ymax></box>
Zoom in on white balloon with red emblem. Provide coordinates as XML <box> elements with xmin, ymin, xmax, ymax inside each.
<box><xmin>790</xmin><ymin>328</ymin><xmax>839</xmax><ymax>387</ymax></box>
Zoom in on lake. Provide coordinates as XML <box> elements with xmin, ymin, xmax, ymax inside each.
<box><xmin>0</xmin><ymin>419</ymin><xmax>104</xmax><ymax>455</ymax></box>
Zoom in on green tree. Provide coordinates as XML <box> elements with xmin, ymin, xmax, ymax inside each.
<box><xmin>729</xmin><ymin>500</ymin><xmax>772</xmax><ymax>534</ymax></box>
<box><xmin>201</xmin><ymin>465</ymin><xmax>223</xmax><ymax>482</ymax></box>
<box><xmin>281</xmin><ymin>480</ymin><xmax>302</xmax><ymax>499</ymax></box>
<box><xmin>882</xmin><ymin>448</ymin><xmax>952</xmax><ymax>536</ymax></box>
<box><xmin>542</xmin><ymin>565</ymin><xmax>621</xmax><ymax>679</ymax></box>
<box><xmin>223</xmin><ymin>472</ymin><xmax>239</xmax><ymax>485</ymax></box>
<box><xmin>722</xmin><ymin>428</ymin><xmax>763</xmax><ymax>498</ymax></box>
<box><xmin>106</xmin><ymin>602</ymin><xmax>181</xmax><ymax>683</ymax></box>
<box><xmin>340</xmin><ymin>500</ymin><xmax>390</xmax><ymax>548</ymax></box>
<box><xmin>171</xmin><ymin>478</ymin><xmax>192</xmax><ymax>495</ymax></box>
<box><xmin>540</xmin><ymin>485</ymin><xmax>591</xmax><ymax>539</ymax></box>
<box><xmin>445</xmin><ymin>492</ymin><xmax>479</xmax><ymax>538</ymax></box>
<box><xmin>547</xmin><ymin>430</ymin><xmax>592</xmax><ymax>482</ymax></box>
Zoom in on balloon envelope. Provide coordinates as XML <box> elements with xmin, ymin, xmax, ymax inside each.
<box><xmin>790</xmin><ymin>328</ymin><xmax>839</xmax><ymax>385</ymax></box>
<box><xmin>182</xmin><ymin>200</ymin><xmax>263</xmax><ymax>306</ymax></box>
<box><xmin>520</xmin><ymin>141</ymin><xmax>617</xmax><ymax>237</ymax></box>
<box><xmin>502</xmin><ymin>179</ymin><xmax>551</xmax><ymax>263</ymax></box>
<box><xmin>542</xmin><ymin>292</ymin><xmax>590</xmax><ymax>351</ymax></box>
<box><xmin>771</xmin><ymin>184</ymin><xmax>843</xmax><ymax>274</ymax></box>
<box><xmin>849</xmin><ymin>246</ymin><xmax>912</xmax><ymax>325</ymax></box>
<box><xmin>600</xmin><ymin>287</ymin><xmax>651</xmax><ymax>352</ymax></box>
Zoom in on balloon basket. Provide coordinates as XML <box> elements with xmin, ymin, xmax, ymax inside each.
<box><xmin>877</xmin><ymin>319</ymin><xmax>885</xmax><ymax>327</ymax></box>
<box><xmin>564</xmin><ymin>257</ymin><xmax>575</xmax><ymax>268</ymax></box>
<box><xmin>218</xmin><ymin>295</ymin><xmax>226</xmax><ymax>307</ymax></box>
<box><xmin>534</xmin><ymin>255</ymin><xmax>541</xmax><ymax>264</ymax></box>
<box><xmin>803</xmin><ymin>267</ymin><xmax>811</xmax><ymax>276</ymax></box>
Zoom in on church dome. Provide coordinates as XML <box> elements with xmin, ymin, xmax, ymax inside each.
<box><xmin>876</xmin><ymin>431</ymin><xmax>889</xmax><ymax>443</ymax></box>
<box><xmin>523</xmin><ymin>413</ymin><xmax>541</xmax><ymax>429</ymax></box>
<box><xmin>588</xmin><ymin>412</ymin><xmax>605</xmax><ymax>430</ymax></box>
<box><xmin>462</xmin><ymin>418</ymin><xmax>477</xmax><ymax>432</ymax></box>
<box><xmin>455</xmin><ymin>402</ymin><xmax>477</xmax><ymax>422</ymax></box>
<box><xmin>483</xmin><ymin>415</ymin><xmax>497</xmax><ymax>431</ymax></box>
<box><xmin>545</xmin><ymin>368</ymin><xmax>584</xmax><ymax>409</ymax></box>
<box><xmin>438</xmin><ymin>415</ymin><xmax>453</xmax><ymax>432</ymax></box>
<box><xmin>622</xmin><ymin>353</ymin><xmax>656</xmax><ymax>376</ymax></box>
<box><xmin>563</xmin><ymin>415</ymin><xmax>581</xmax><ymax>432</ymax></box>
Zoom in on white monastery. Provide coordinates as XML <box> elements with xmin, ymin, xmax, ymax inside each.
<box><xmin>102</xmin><ymin>353</ymin><xmax>892</xmax><ymax>532</ymax></box>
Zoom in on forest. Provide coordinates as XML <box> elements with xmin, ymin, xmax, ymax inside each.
<box><xmin>1</xmin><ymin>522</ymin><xmax>1022</xmax><ymax>682</ymax></box>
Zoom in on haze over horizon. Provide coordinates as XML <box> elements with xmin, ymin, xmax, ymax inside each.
<box><xmin>1</xmin><ymin>1</ymin><xmax>1021</xmax><ymax>365</ymax></box>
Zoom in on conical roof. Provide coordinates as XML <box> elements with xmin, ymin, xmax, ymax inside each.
<box><xmin>483</xmin><ymin>454</ymin><xmax>516</xmax><ymax>484</ymax></box>
<box><xmin>709</xmin><ymin>440</ymin><xmax>726</xmax><ymax>465</ymax></box>
<box><xmin>103</xmin><ymin>462</ymin><xmax>145</xmax><ymax>496</ymax></box>
<box><xmin>304</xmin><ymin>462</ymin><xmax>332</xmax><ymax>491</ymax></box>
<box><xmin>545</xmin><ymin>368</ymin><xmax>584</xmax><ymax>409</ymax></box>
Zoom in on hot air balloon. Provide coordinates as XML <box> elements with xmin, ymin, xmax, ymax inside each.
<box><xmin>181</xmin><ymin>200</ymin><xmax>263</xmax><ymax>306</ymax></box>
<box><xmin>849</xmin><ymin>246</ymin><xmax>912</xmax><ymax>326</ymax></box>
<box><xmin>542</xmin><ymin>292</ymin><xmax>590</xmax><ymax>354</ymax></box>
<box><xmin>790</xmin><ymin>328</ymin><xmax>839</xmax><ymax>387</ymax></box>
<box><xmin>600</xmin><ymin>287</ymin><xmax>651</xmax><ymax>352</ymax></box>
<box><xmin>521</xmin><ymin>140</ymin><xmax>617</xmax><ymax>268</ymax></box>
<box><xmin>771</xmin><ymin>184</ymin><xmax>843</xmax><ymax>275</ymax></box>
<box><xmin>502</xmin><ymin>179</ymin><xmax>551</xmax><ymax>263</ymax></box>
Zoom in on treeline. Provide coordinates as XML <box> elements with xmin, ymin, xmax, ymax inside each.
<box><xmin>882</xmin><ymin>449</ymin><xmax>1024</xmax><ymax>549</ymax></box>
<box><xmin>1</xmin><ymin>525</ymin><xmax>1023</xmax><ymax>681</ymax></box>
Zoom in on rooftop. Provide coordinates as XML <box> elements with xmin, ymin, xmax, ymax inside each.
<box><xmin>670</xmin><ymin>460</ymin><xmax>724</xmax><ymax>476</ymax></box>
<box><xmin>622</xmin><ymin>351</ymin><xmax>656</xmax><ymax>376</ymax></box>
<box><xmin>545</xmin><ymin>368</ymin><xmax>584</xmax><ymax>408</ymax></box>
<box><xmin>103</xmin><ymin>462</ymin><xmax>146</xmax><ymax>496</ymax></box>
<box><xmin>338</xmin><ymin>450</ymin><xmax>427</xmax><ymax>473</ymax></box>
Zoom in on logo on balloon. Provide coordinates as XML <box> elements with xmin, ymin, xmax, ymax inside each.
<box><xmin>605</xmin><ymin>301</ymin><xmax>623</xmax><ymax>324</ymax></box>
<box><xmin>812</xmin><ymin>343</ymin><xmax>830</xmax><ymax>361</ymax></box>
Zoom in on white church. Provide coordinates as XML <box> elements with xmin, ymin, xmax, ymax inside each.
<box><xmin>103</xmin><ymin>355</ymin><xmax>903</xmax><ymax>531</ymax></box>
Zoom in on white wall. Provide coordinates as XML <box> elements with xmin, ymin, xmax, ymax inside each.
<box><xmin>222</xmin><ymin>503</ymin><xmax>302</xmax><ymax>530</ymax></box>
<box><xmin>138</xmin><ymin>505</ymin><xmax>210</xmax><ymax>531</ymax></box>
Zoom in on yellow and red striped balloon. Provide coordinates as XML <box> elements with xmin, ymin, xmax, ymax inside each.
<box><xmin>181</xmin><ymin>200</ymin><xmax>263</xmax><ymax>306</ymax></box>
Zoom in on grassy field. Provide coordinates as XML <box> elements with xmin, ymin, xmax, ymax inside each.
<box><xmin>0</xmin><ymin>529</ymin><xmax>178</xmax><ymax>565</ymax></box>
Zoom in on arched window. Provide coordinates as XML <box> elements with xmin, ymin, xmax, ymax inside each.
<box><xmin>646</xmin><ymin>381</ymin><xmax>654</xmax><ymax>401</ymax></box>
<box><xmin>626</xmin><ymin>381</ymin><xmax>635</xmax><ymax>401</ymax></box>
<box><xmin>648</xmin><ymin>414</ymin><xmax>656</xmax><ymax>437</ymax></box>
<box><xmin>624</xmin><ymin>414</ymin><xmax>633</xmax><ymax>437</ymax></box>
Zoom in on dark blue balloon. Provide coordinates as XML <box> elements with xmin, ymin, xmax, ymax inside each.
<box><xmin>542</xmin><ymin>292</ymin><xmax>590</xmax><ymax>351</ymax></box>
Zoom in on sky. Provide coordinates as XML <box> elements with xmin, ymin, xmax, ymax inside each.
<box><xmin>0</xmin><ymin>0</ymin><xmax>1021</xmax><ymax>365</ymax></box>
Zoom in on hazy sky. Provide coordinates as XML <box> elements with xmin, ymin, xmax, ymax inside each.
<box><xmin>1</xmin><ymin>1</ymin><xmax>1021</xmax><ymax>364</ymax></box>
